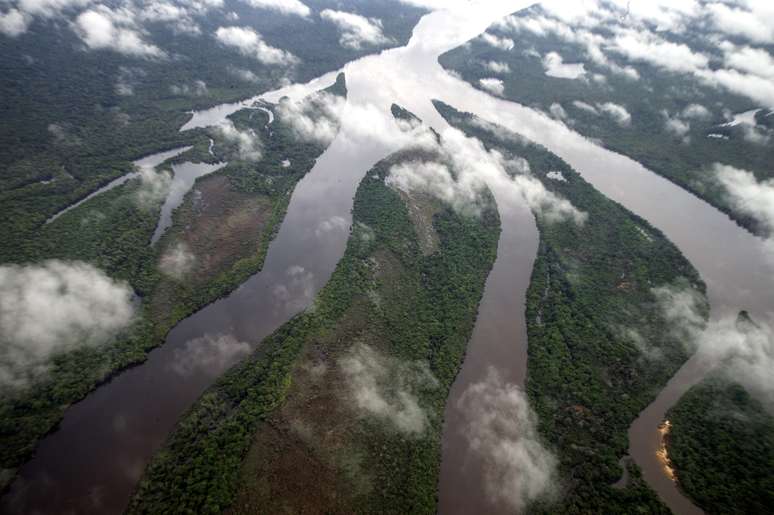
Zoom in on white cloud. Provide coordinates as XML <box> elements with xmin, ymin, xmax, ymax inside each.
<box><xmin>608</xmin><ymin>62</ymin><xmax>640</xmax><ymax>80</ymax></box>
<box><xmin>0</xmin><ymin>261</ymin><xmax>135</xmax><ymax>387</ymax></box>
<box><xmin>569</xmin><ymin>99</ymin><xmax>632</xmax><ymax>127</ymax></box>
<box><xmin>74</xmin><ymin>7</ymin><xmax>164</xmax><ymax>58</ymax></box>
<box><xmin>708</xmin><ymin>1</ymin><xmax>774</xmax><ymax>44</ymax></box>
<box><xmin>610</xmin><ymin>27</ymin><xmax>709</xmax><ymax>74</ymax></box>
<box><xmin>480</xmin><ymin>32</ymin><xmax>514</xmax><ymax>51</ymax></box>
<box><xmin>542</xmin><ymin>51</ymin><xmax>586</xmax><ymax>79</ymax></box>
<box><xmin>386</xmin><ymin>123</ymin><xmax>587</xmax><ymax>225</ymax></box>
<box><xmin>388</xmin><ymin>160</ymin><xmax>484</xmax><ymax>213</ymax></box>
<box><xmin>159</xmin><ymin>242</ymin><xmax>196</xmax><ymax>280</ymax></box>
<box><xmin>572</xmin><ymin>100</ymin><xmax>599</xmax><ymax>115</ymax></box>
<box><xmin>170</xmin><ymin>80</ymin><xmax>209</xmax><ymax>97</ymax></box>
<box><xmin>17</xmin><ymin>0</ymin><xmax>92</xmax><ymax>18</ymax></box>
<box><xmin>478</xmin><ymin>77</ymin><xmax>504</xmax><ymax>96</ymax></box>
<box><xmin>320</xmin><ymin>9</ymin><xmax>390</xmax><ymax>49</ymax></box>
<box><xmin>484</xmin><ymin>60</ymin><xmax>510</xmax><ymax>74</ymax></box>
<box><xmin>549</xmin><ymin>102</ymin><xmax>567</xmax><ymax>120</ymax></box>
<box><xmin>682</xmin><ymin>103</ymin><xmax>711</xmax><ymax>120</ymax></box>
<box><xmin>215</xmin><ymin>26</ymin><xmax>298</xmax><ymax>65</ymax></box>
<box><xmin>135</xmin><ymin>166</ymin><xmax>172</xmax><ymax>209</ymax></box>
<box><xmin>663</xmin><ymin>111</ymin><xmax>691</xmax><ymax>142</ymax></box>
<box><xmin>598</xmin><ymin>102</ymin><xmax>631</xmax><ymax>126</ymax></box>
<box><xmin>216</xmin><ymin>119</ymin><xmax>262</xmax><ymax>161</ymax></box>
<box><xmin>228</xmin><ymin>66</ymin><xmax>260</xmax><ymax>83</ymax></box>
<box><xmin>456</xmin><ymin>367</ymin><xmax>556</xmax><ymax>511</ymax></box>
<box><xmin>698</xmin><ymin>67</ymin><xmax>774</xmax><ymax>107</ymax></box>
<box><xmin>242</xmin><ymin>0</ymin><xmax>310</xmax><ymax>18</ymax></box>
<box><xmin>141</xmin><ymin>0</ymin><xmax>201</xmax><ymax>34</ymax></box>
<box><xmin>723</xmin><ymin>45</ymin><xmax>774</xmax><ymax>80</ymax></box>
<box><xmin>655</xmin><ymin>284</ymin><xmax>774</xmax><ymax>407</ymax></box>
<box><xmin>0</xmin><ymin>8</ymin><xmax>30</xmax><ymax>37</ymax></box>
<box><xmin>715</xmin><ymin>164</ymin><xmax>774</xmax><ymax>234</ymax></box>
<box><xmin>276</xmin><ymin>91</ymin><xmax>346</xmax><ymax>146</ymax></box>
<box><xmin>339</xmin><ymin>343</ymin><xmax>437</xmax><ymax>435</ymax></box>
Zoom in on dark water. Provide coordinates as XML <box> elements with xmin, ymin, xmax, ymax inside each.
<box><xmin>150</xmin><ymin>161</ymin><xmax>226</xmax><ymax>245</ymax></box>
<box><xmin>0</xmin><ymin>80</ymin><xmax>394</xmax><ymax>515</ymax></box>
<box><xmin>4</xmin><ymin>2</ymin><xmax>773</xmax><ymax>514</ymax></box>
<box><xmin>45</xmin><ymin>147</ymin><xmax>191</xmax><ymax>225</ymax></box>
<box><xmin>433</xmin><ymin>73</ymin><xmax>774</xmax><ymax>513</ymax></box>
<box><xmin>436</xmin><ymin>193</ymin><xmax>538</xmax><ymax>515</ymax></box>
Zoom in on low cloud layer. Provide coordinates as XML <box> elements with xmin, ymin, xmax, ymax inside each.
<box><xmin>597</xmin><ymin>102</ymin><xmax>631</xmax><ymax>127</ymax></box>
<box><xmin>320</xmin><ymin>9</ymin><xmax>390</xmax><ymax>49</ymax></box>
<box><xmin>216</xmin><ymin>119</ymin><xmax>262</xmax><ymax>161</ymax></box>
<box><xmin>484</xmin><ymin>60</ymin><xmax>510</xmax><ymax>74</ymax></box>
<box><xmin>170</xmin><ymin>80</ymin><xmax>208</xmax><ymax>97</ymax></box>
<box><xmin>569</xmin><ymin>99</ymin><xmax>631</xmax><ymax>126</ymax></box>
<box><xmin>339</xmin><ymin>343</ymin><xmax>437</xmax><ymax>435</ymax></box>
<box><xmin>497</xmin><ymin>0</ymin><xmax>774</xmax><ymax>106</ymax></box>
<box><xmin>480</xmin><ymin>32</ymin><xmax>514</xmax><ymax>51</ymax></box>
<box><xmin>135</xmin><ymin>166</ymin><xmax>172</xmax><ymax>209</ymax></box>
<box><xmin>74</xmin><ymin>7</ymin><xmax>165</xmax><ymax>58</ymax></box>
<box><xmin>655</xmin><ymin>284</ymin><xmax>774</xmax><ymax>407</ymax></box>
<box><xmin>714</xmin><ymin>164</ymin><xmax>774</xmax><ymax>235</ymax></box>
<box><xmin>401</xmin><ymin>120</ymin><xmax>587</xmax><ymax>225</ymax></box>
<box><xmin>276</xmin><ymin>91</ymin><xmax>346</xmax><ymax>146</ymax></box>
<box><xmin>0</xmin><ymin>260</ymin><xmax>135</xmax><ymax>388</ymax></box>
<box><xmin>215</xmin><ymin>25</ymin><xmax>298</xmax><ymax>65</ymax></box>
<box><xmin>542</xmin><ymin>52</ymin><xmax>586</xmax><ymax>79</ymax></box>
<box><xmin>159</xmin><ymin>242</ymin><xmax>196</xmax><ymax>280</ymax></box>
<box><xmin>478</xmin><ymin>77</ymin><xmax>504</xmax><ymax>96</ymax></box>
<box><xmin>242</xmin><ymin>0</ymin><xmax>310</xmax><ymax>18</ymax></box>
<box><xmin>457</xmin><ymin>367</ymin><xmax>557</xmax><ymax>511</ymax></box>
<box><xmin>1</xmin><ymin>0</ymin><xmax>220</xmax><ymax>40</ymax></box>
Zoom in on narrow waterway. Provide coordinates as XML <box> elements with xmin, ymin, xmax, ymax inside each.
<box><xmin>0</xmin><ymin>4</ymin><xmax>531</xmax><ymax>513</ymax></box>
<box><xmin>4</xmin><ymin>2</ymin><xmax>773</xmax><ymax>514</ymax></box>
<box><xmin>44</xmin><ymin>146</ymin><xmax>191</xmax><ymax>225</ymax></box>
<box><xmin>427</xmin><ymin>67</ymin><xmax>774</xmax><ymax>513</ymax></box>
<box><xmin>150</xmin><ymin>161</ymin><xmax>226</xmax><ymax>245</ymax></box>
<box><xmin>436</xmin><ymin>191</ymin><xmax>538</xmax><ymax>514</ymax></box>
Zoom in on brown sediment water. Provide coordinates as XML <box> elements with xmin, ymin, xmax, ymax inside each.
<box><xmin>4</xmin><ymin>2</ymin><xmax>774</xmax><ymax>514</ymax></box>
<box><xmin>0</xmin><ymin>3</ymin><xmax>530</xmax><ymax>513</ymax></box>
<box><xmin>430</xmin><ymin>65</ymin><xmax>774</xmax><ymax>514</ymax></box>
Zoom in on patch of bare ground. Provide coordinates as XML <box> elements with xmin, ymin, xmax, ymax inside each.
<box><xmin>150</xmin><ymin>174</ymin><xmax>274</xmax><ymax>327</ymax></box>
<box><xmin>227</xmin><ymin>298</ymin><xmax>391</xmax><ymax>514</ymax></box>
<box><xmin>397</xmin><ymin>190</ymin><xmax>441</xmax><ymax>256</ymax></box>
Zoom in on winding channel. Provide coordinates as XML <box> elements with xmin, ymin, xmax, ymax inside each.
<box><xmin>3</xmin><ymin>2</ymin><xmax>773</xmax><ymax>514</ymax></box>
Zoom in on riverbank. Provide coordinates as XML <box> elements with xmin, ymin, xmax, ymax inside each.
<box><xmin>0</xmin><ymin>77</ymin><xmax>347</xmax><ymax>511</ymax></box>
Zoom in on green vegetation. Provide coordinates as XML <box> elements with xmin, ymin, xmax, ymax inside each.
<box><xmin>0</xmin><ymin>76</ymin><xmax>346</xmax><ymax>491</ymax></box>
<box><xmin>127</xmin><ymin>126</ymin><xmax>500</xmax><ymax>513</ymax></box>
<box><xmin>667</xmin><ymin>373</ymin><xmax>774</xmax><ymax>514</ymax></box>
<box><xmin>0</xmin><ymin>0</ymin><xmax>426</xmax><ymax>259</ymax></box>
<box><xmin>436</xmin><ymin>101</ymin><xmax>709</xmax><ymax>513</ymax></box>
<box><xmin>439</xmin><ymin>4</ymin><xmax>774</xmax><ymax>237</ymax></box>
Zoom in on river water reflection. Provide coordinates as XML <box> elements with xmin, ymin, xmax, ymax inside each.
<box><xmin>3</xmin><ymin>1</ymin><xmax>773</xmax><ymax>514</ymax></box>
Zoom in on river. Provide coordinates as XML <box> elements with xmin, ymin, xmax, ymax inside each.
<box><xmin>3</xmin><ymin>1</ymin><xmax>773</xmax><ymax>514</ymax></box>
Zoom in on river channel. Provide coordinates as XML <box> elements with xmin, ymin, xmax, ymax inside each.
<box><xmin>3</xmin><ymin>1</ymin><xmax>772</xmax><ymax>514</ymax></box>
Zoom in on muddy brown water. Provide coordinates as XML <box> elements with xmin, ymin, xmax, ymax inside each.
<box><xmin>3</xmin><ymin>2</ymin><xmax>774</xmax><ymax>514</ymax></box>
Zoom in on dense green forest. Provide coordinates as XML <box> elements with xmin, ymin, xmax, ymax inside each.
<box><xmin>668</xmin><ymin>372</ymin><xmax>774</xmax><ymax>514</ymax></box>
<box><xmin>436</xmin><ymin>101</ymin><xmax>709</xmax><ymax>513</ymax></box>
<box><xmin>0</xmin><ymin>0</ymin><xmax>425</xmax><ymax>260</ymax></box>
<box><xmin>439</xmin><ymin>4</ymin><xmax>774</xmax><ymax>237</ymax></box>
<box><xmin>127</xmin><ymin>115</ymin><xmax>500</xmax><ymax>514</ymax></box>
<box><xmin>0</xmin><ymin>75</ymin><xmax>347</xmax><ymax>492</ymax></box>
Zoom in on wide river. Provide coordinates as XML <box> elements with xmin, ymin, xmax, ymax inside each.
<box><xmin>3</xmin><ymin>1</ymin><xmax>773</xmax><ymax>514</ymax></box>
